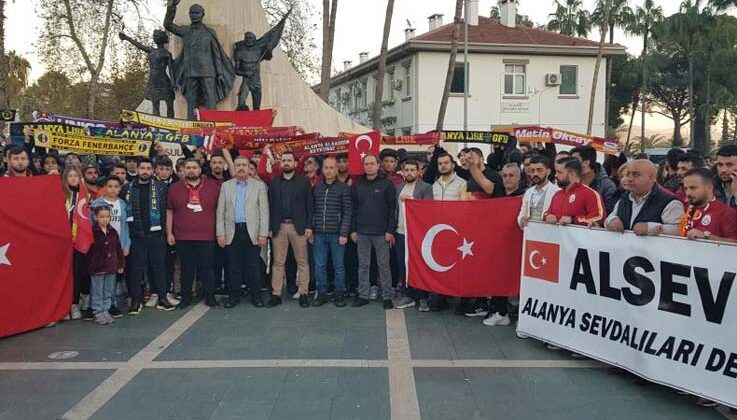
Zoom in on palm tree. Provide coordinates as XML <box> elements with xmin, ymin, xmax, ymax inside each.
<box><xmin>591</xmin><ymin>0</ymin><xmax>633</xmax><ymax>132</ymax></box>
<box><xmin>547</xmin><ymin>0</ymin><xmax>591</xmax><ymax>37</ymax></box>
<box><xmin>665</xmin><ymin>0</ymin><xmax>709</xmax><ymax>149</ymax></box>
<box><xmin>372</xmin><ymin>0</ymin><xmax>395</xmax><ymax>130</ymax></box>
<box><xmin>627</xmin><ymin>134</ymin><xmax>672</xmax><ymax>156</ymax></box>
<box><xmin>436</xmin><ymin>0</ymin><xmax>464</xmax><ymax>131</ymax></box>
<box><xmin>627</xmin><ymin>0</ymin><xmax>664</xmax><ymax>147</ymax></box>
<box><xmin>586</xmin><ymin>0</ymin><xmax>610</xmax><ymax>135</ymax></box>
<box><xmin>710</xmin><ymin>0</ymin><xmax>737</xmax><ymax>10</ymax></box>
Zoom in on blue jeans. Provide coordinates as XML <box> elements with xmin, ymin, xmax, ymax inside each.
<box><xmin>91</xmin><ymin>274</ymin><xmax>117</xmax><ymax>315</ymax></box>
<box><xmin>313</xmin><ymin>234</ymin><xmax>346</xmax><ymax>295</ymax></box>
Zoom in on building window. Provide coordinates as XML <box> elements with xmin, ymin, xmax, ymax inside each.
<box><xmin>360</xmin><ymin>79</ymin><xmax>368</xmax><ymax>108</ymax></box>
<box><xmin>387</xmin><ymin>70</ymin><xmax>395</xmax><ymax>100</ymax></box>
<box><xmin>560</xmin><ymin>65</ymin><xmax>578</xmax><ymax>95</ymax></box>
<box><xmin>451</xmin><ymin>63</ymin><xmax>468</xmax><ymax>94</ymax></box>
<box><xmin>401</xmin><ymin>126</ymin><xmax>412</xmax><ymax>135</ymax></box>
<box><xmin>504</xmin><ymin>64</ymin><xmax>526</xmax><ymax>95</ymax></box>
<box><xmin>403</xmin><ymin>63</ymin><xmax>412</xmax><ymax>97</ymax></box>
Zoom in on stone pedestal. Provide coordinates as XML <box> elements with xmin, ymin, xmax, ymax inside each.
<box><xmin>138</xmin><ymin>0</ymin><xmax>365</xmax><ymax>135</ymax></box>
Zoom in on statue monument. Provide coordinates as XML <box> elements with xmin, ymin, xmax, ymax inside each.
<box><xmin>233</xmin><ymin>10</ymin><xmax>290</xmax><ymax>111</ymax></box>
<box><xmin>143</xmin><ymin>0</ymin><xmax>366</xmax><ymax>135</ymax></box>
<box><xmin>163</xmin><ymin>0</ymin><xmax>235</xmax><ymax>119</ymax></box>
<box><xmin>119</xmin><ymin>30</ymin><xmax>176</xmax><ymax>117</ymax></box>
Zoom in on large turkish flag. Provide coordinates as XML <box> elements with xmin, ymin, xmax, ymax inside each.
<box><xmin>348</xmin><ymin>131</ymin><xmax>381</xmax><ymax>175</ymax></box>
<box><xmin>0</xmin><ymin>176</ymin><xmax>73</xmax><ymax>337</ymax></box>
<box><xmin>406</xmin><ymin>198</ymin><xmax>523</xmax><ymax>297</ymax></box>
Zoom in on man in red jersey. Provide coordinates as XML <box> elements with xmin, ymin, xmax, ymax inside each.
<box><xmin>544</xmin><ymin>157</ymin><xmax>605</xmax><ymax>227</ymax></box>
<box><xmin>679</xmin><ymin>168</ymin><xmax>737</xmax><ymax>243</ymax></box>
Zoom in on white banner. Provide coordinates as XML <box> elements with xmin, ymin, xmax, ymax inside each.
<box><xmin>519</xmin><ymin>222</ymin><xmax>737</xmax><ymax>408</ymax></box>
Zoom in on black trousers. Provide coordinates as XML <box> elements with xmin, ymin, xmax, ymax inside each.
<box><xmin>344</xmin><ymin>238</ymin><xmax>359</xmax><ymax>292</ymax></box>
<box><xmin>213</xmin><ymin>245</ymin><xmax>229</xmax><ymax>290</ymax></box>
<box><xmin>128</xmin><ymin>233</ymin><xmax>167</xmax><ymax>306</ymax></box>
<box><xmin>226</xmin><ymin>227</ymin><xmax>261</xmax><ymax>301</ymax></box>
<box><xmin>176</xmin><ymin>240</ymin><xmax>215</xmax><ymax>300</ymax></box>
<box><xmin>73</xmin><ymin>250</ymin><xmax>90</xmax><ymax>305</ymax></box>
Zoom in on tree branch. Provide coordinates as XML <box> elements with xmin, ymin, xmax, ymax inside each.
<box><xmin>62</xmin><ymin>0</ymin><xmax>96</xmax><ymax>74</ymax></box>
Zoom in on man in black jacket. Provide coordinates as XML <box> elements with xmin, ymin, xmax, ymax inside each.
<box><xmin>266</xmin><ymin>152</ymin><xmax>314</xmax><ymax>308</ymax></box>
<box><xmin>351</xmin><ymin>154</ymin><xmax>398</xmax><ymax>309</ymax></box>
<box><xmin>311</xmin><ymin>157</ymin><xmax>352</xmax><ymax>307</ymax></box>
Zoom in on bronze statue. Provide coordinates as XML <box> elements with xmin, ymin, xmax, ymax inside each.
<box><xmin>233</xmin><ymin>10</ymin><xmax>291</xmax><ymax>111</ymax></box>
<box><xmin>164</xmin><ymin>0</ymin><xmax>235</xmax><ymax>119</ymax></box>
<box><xmin>119</xmin><ymin>30</ymin><xmax>176</xmax><ymax>118</ymax></box>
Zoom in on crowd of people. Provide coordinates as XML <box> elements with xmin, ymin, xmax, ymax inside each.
<box><xmin>2</xmin><ymin>134</ymin><xmax>737</xmax><ymax>410</ymax></box>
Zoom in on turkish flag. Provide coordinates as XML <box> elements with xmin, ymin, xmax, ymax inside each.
<box><xmin>0</xmin><ymin>176</ymin><xmax>73</xmax><ymax>337</ymax></box>
<box><xmin>74</xmin><ymin>183</ymin><xmax>94</xmax><ymax>254</ymax></box>
<box><xmin>523</xmin><ymin>240</ymin><xmax>560</xmax><ymax>283</ymax></box>
<box><xmin>348</xmin><ymin>131</ymin><xmax>381</xmax><ymax>175</ymax></box>
<box><xmin>406</xmin><ymin>198</ymin><xmax>523</xmax><ymax>297</ymax></box>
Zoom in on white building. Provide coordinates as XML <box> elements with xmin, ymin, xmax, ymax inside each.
<box><xmin>324</xmin><ymin>0</ymin><xmax>626</xmax><ymax>150</ymax></box>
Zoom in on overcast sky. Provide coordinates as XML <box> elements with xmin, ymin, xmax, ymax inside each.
<box><xmin>6</xmin><ymin>0</ymin><xmax>734</xmax><ymax>130</ymax></box>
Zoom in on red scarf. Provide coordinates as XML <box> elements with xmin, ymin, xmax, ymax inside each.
<box><xmin>185</xmin><ymin>178</ymin><xmax>204</xmax><ymax>206</ymax></box>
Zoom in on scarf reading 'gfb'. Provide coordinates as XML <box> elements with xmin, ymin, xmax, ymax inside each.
<box><xmin>126</xmin><ymin>180</ymin><xmax>161</xmax><ymax>231</ymax></box>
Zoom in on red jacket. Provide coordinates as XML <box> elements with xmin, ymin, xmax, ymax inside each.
<box><xmin>544</xmin><ymin>182</ymin><xmax>606</xmax><ymax>226</ymax></box>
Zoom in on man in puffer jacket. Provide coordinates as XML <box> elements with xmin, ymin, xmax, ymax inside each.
<box><xmin>311</xmin><ymin>157</ymin><xmax>353</xmax><ymax>307</ymax></box>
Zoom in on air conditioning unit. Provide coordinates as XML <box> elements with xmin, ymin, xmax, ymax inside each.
<box><xmin>545</xmin><ymin>73</ymin><xmax>562</xmax><ymax>86</ymax></box>
<box><xmin>391</xmin><ymin>79</ymin><xmax>403</xmax><ymax>90</ymax></box>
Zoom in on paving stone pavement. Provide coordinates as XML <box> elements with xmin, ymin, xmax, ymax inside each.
<box><xmin>0</xmin><ymin>299</ymin><xmax>732</xmax><ymax>420</ymax></box>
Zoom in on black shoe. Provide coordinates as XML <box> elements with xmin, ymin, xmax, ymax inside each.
<box><xmin>429</xmin><ymin>299</ymin><xmax>449</xmax><ymax>312</ymax></box>
<box><xmin>108</xmin><ymin>306</ymin><xmax>123</xmax><ymax>318</ymax></box>
<box><xmin>251</xmin><ymin>297</ymin><xmax>264</xmax><ymax>308</ymax></box>
<box><xmin>299</xmin><ymin>294</ymin><xmax>310</xmax><ymax>308</ymax></box>
<box><xmin>352</xmin><ymin>297</ymin><xmax>370</xmax><ymax>307</ymax></box>
<box><xmin>82</xmin><ymin>309</ymin><xmax>94</xmax><ymax>321</ymax></box>
<box><xmin>334</xmin><ymin>295</ymin><xmax>346</xmax><ymax>307</ymax></box>
<box><xmin>266</xmin><ymin>296</ymin><xmax>282</xmax><ymax>308</ymax></box>
<box><xmin>224</xmin><ymin>299</ymin><xmax>239</xmax><ymax>309</ymax></box>
<box><xmin>214</xmin><ymin>288</ymin><xmax>228</xmax><ymax>296</ymax></box>
<box><xmin>156</xmin><ymin>299</ymin><xmax>176</xmax><ymax>311</ymax></box>
<box><xmin>344</xmin><ymin>289</ymin><xmax>357</xmax><ymax>298</ymax></box>
<box><xmin>205</xmin><ymin>295</ymin><xmax>220</xmax><ymax>308</ymax></box>
<box><xmin>326</xmin><ymin>284</ymin><xmax>335</xmax><ymax>296</ymax></box>
<box><xmin>127</xmin><ymin>303</ymin><xmax>143</xmax><ymax>316</ymax></box>
<box><xmin>382</xmin><ymin>299</ymin><xmax>394</xmax><ymax>310</ymax></box>
<box><xmin>176</xmin><ymin>297</ymin><xmax>192</xmax><ymax>310</ymax></box>
<box><xmin>312</xmin><ymin>295</ymin><xmax>328</xmax><ymax>307</ymax></box>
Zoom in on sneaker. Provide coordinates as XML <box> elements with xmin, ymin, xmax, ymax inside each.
<box><xmin>166</xmin><ymin>293</ymin><xmax>180</xmax><ymax>305</ymax></box>
<box><xmin>326</xmin><ymin>284</ymin><xmax>335</xmax><ymax>296</ymax></box>
<box><xmin>94</xmin><ymin>313</ymin><xmax>108</xmax><ymax>325</ymax></box>
<box><xmin>299</xmin><ymin>294</ymin><xmax>310</xmax><ymax>308</ymax></box>
<box><xmin>127</xmin><ymin>303</ymin><xmax>143</xmax><ymax>316</ymax></box>
<box><xmin>429</xmin><ymin>299</ymin><xmax>449</xmax><ymax>312</ymax></box>
<box><xmin>82</xmin><ymin>309</ymin><xmax>94</xmax><ymax>321</ymax></box>
<box><xmin>464</xmin><ymin>304</ymin><xmax>489</xmax><ymax>318</ymax></box>
<box><xmin>352</xmin><ymin>297</ymin><xmax>370</xmax><ymax>307</ymax></box>
<box><xmin>108</xmin><ymin>306</ymin><xmax>123</xmax><ymax>318</ymax></box>
<box><xmin>418</xmin><ymin>299</ymin><xmax>430</xmax><ymax>312</ymax></box>
<box><xmin>213</xmin><ymin>288</ymin><xmax>228</xmax><ymax>296</ymax></box>
<box><xmin>382</xmin><ymin>299</ymin><xmax>394</xmax><ymax>310</ymax></box>
<box><xmin>70</xmin><ymin>304</ymin><xmax>82</xmax><ymax>320</ymax></box>
<box><xmin>145</xmin><ymin>293</ymin><xmax>159</xmax><ymax>308</ymax></box>
<box><xmin>394</xmin><ymin>296</ymin><xmax>416</xmax><ymax>309</ymax></box>
<box><xmin>292</xmin><ymin>292</ymin><xmax>300</xmax><ymax>300</ymax></box>
<box><xmin>344</xmin><ymin>289</ymin><xmax>357</xmax><ymax>298</ymax></box>
<box><xmin>482</xmin><ymin>313</ymin><xmax>510</xmax><ymax>327</ymax></box>
<box><xmin>80</xmin><ymin>294</ymin><xmax>90</xmax><ymax>311</ymax></box>
<box><xmin>334</xmin><ymin>295</ymin><xmax>346</xmax><ymax>307</ymax></box>
<box><xmin>696</xmin><ymin>398</ymin><xmax>718</xmax><ymax>408</ymax></box>
<box><xmin>266</xmin><ymin>296</ymin><xmax>282</xmax><ymax>308</ymax></box>
<box><xmin>368</xmin><ymin>285</ymin><xmax>379</xmax><ymax>301</ymax></box>
<box><xmin>103</xmin><ymin>313</ymin><xmax>115</xmax><ymax>324</ymax></box>
<box><xmin>156</xmin><ymin>299</ymin><xmax>176</xmax><ymax>311</ymax></box>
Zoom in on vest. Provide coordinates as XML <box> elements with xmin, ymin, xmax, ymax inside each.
<box><xmin>616</xmin><ymin>187</ymin><xmax>676</xmax><ymax>229</ymax></box>
<box><xmin>433</xmin><ymin>175</ymin><xmax>465</xmax><ymax>200</ymax></box>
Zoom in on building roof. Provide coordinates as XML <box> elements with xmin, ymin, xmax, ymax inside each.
<box><xmin>325</xmin><ymin>16</ymin><xmax>626</xmax><ymax>88</ymax></box>
<box><xmin>414</xmin><ymin>16</ymin><xmax>612</xmax><ymax>48</ymax></box>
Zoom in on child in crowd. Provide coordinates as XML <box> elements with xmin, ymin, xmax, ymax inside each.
<box><xmin>87</xmin><ymin>205</ymin><xmax>125</xmax><ymax>325</ymax></box>
<box><xmin>92</xmin><ymin>176</ymin><xmax>130</xmax><ymax>318</ymax></box>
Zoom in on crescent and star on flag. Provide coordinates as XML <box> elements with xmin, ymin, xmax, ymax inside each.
<box><xmin>528</xmin><ymin>249</ymin><xmax>548</xmax><ymax>270</ymax></box>
<box><xmin>0</xmin><ymin>243</ymin><xmax>11</xmax><ymax>266</ymax></box>
<box><xmin>354</xmin><ymin>134</ymin><xmax>374</xmax><ymax>159</ymax></box>
<box><xmin>421</xmin><ymin>224</ymin><xmax>474</xmax><ymax>273</ymax></box>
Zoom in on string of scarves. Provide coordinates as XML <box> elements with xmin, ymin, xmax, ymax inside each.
<box><xmin>185</xmin><ymin>179</ymin><xmax>204</xmax><ymax>212</ymax></box>
<box><xmin>678</xmin><ymin>206</ymin><xmax>702</xmax><ymax>237</ymax></box>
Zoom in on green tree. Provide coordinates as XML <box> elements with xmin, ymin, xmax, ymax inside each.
<box><xmin>586</xmin><ymin>0</ymin><xmax>611</xmax><ymax>135</ymax></box>
<box><xmin>627</xmin><ymin>134</ymin><xmax>672</xmax><ymax>156</ymax></box>
<box><xmin>490</xmin><ymin>6</ymin><xmax>536</xmax><ymax>27</ymax></box>
<box><xmin>608</xmin><ymin>54</ymin><xmax>640</xmax><ymax>143</ymax></box>
<box><xmin>648</xmin><ymin>51</ymin><xmax>691</xmax><ymax>147</ymax></box>
<box><xmin>319</xmin><ymin>0</ymin><xmax>339</xmax><ymax>101</ymax></box>
<box><xmin>436</xmin><ymin>0</ymin><xmax>464</xmax><ymax>131</ymax></box>
<box><xmin>547</xmin><ymin>0</ymin><xmax>591</xmax><ymax>37</ymax></box>
<box><xmin>1</xmin><ymin>51</ymin><xmax>31</xmax><ymax>109</ymax></box>
<box><xmin>263</xmin><ymin>0</ymin><xmax>319</xmax><ymax>83</ymax></box>
<box><xmin>627</xmin><ymin>0</ymin><xmax>664</xmax><ymax>146</ymax></box>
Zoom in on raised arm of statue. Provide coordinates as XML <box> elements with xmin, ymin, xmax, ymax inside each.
<box><xmin>118</xmin><ymin>32</ymin><xmax>152</xmax><ymax>54</ymax></box>
<box><xmin>164</xmin><ymin>0</ymin><xmax>185</xmax><ymax>37</ymax></box>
